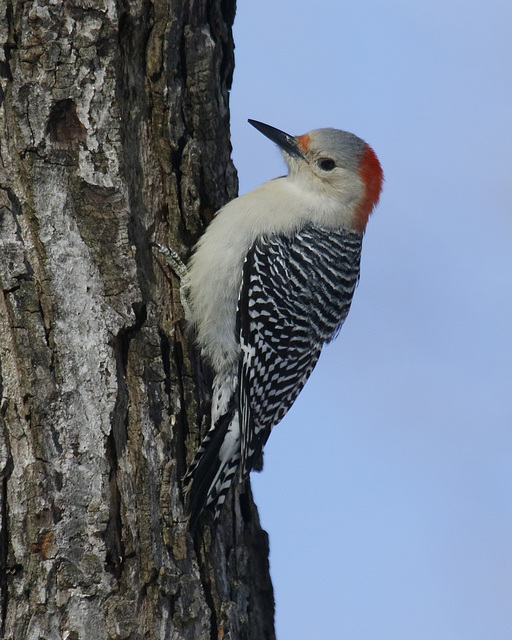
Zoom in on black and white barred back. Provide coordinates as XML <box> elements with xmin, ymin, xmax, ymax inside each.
<box><xmin>185</xmin><ymin>224</ymin><xmax>362</xmax><ymax>526</ymax></box>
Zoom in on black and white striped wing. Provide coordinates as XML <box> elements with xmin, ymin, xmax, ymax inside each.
<box><xmin>238</xmin><ymin>225</ymin><xmax>363</xmax><ymax>477</ymax></box>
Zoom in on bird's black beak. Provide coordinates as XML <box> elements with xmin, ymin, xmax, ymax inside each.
<box><xmin>248</xmin><ymin>119</ymin><xmax>304</xmax><ymax>159</ymax></box>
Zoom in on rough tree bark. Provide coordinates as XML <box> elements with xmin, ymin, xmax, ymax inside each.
<box><xmin>0</xmin><ymin>0</ymin><xmax>275</xmax><ymax>637</ymax></box>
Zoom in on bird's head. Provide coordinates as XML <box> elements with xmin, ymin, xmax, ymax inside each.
<box><xmin>249</xmin><ymin>119</ymin><xmax>383</xmax><ymax>233</ymax></box>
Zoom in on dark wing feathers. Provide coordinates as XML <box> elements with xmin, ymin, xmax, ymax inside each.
<box><xmin>238</xmin><ymin>225</ymin><xmax>362</xmax><ymax>476</ymax></box>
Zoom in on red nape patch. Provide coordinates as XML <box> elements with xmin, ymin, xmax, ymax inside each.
<box><xmin>354</xmin><ymin>143</ymin><xmax>384</xmax><ymax>233</ymax></box>
<box><xmin>297</xmin><ymin>133</ymin><xmax>310</xmax><ymax>151</ymax></box>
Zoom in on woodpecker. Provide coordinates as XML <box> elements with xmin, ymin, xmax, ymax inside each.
<box><xmin>183</xmin><ymin>119</ymin><xmax>383</xmax><ymax>526</ymax></box>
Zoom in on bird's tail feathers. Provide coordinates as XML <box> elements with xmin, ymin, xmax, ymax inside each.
<box><xmin>184</xmin><ymin>410</ymin><xmax>241</xmax><ymax>529</ymax></box>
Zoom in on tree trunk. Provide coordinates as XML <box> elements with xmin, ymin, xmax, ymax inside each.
<box><xmin>0</xmin><ymin>0</ymin><xmax>275</xmax><ymax>637</ymax></box>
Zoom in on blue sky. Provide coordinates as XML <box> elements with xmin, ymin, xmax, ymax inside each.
<box><xmin>228</xmin><ymin>1</ymin><xmax>512</xmax><ymax>638</ymax></box>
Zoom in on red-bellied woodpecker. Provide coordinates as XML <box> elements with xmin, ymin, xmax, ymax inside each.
<box><xmin>181</xmin><ymin>119</ymin><xmax>383</xmax><ymax>526</ymax></box>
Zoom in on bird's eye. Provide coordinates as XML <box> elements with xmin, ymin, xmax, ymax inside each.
<box><xmin>318</xmin><ymin>158</ymin><xmax>336</xmax><ymax>171</ymax></box>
